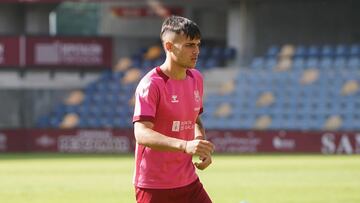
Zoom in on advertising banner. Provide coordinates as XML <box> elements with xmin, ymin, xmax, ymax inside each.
<box><xmin>111</xmin><ymin>7</ymin><xmax>183</xmax><ymax>17</ymax></box>
<box><xmin>0</xmin><ymin>0</ymin><xmax>94</xmax><ymax>3</ymax></box>
<box><xmin>0</xmin><ymin>130</ymin><xmax>27</xmax><ymax>152</ymax></box>
<box><xmin>26</xmin><ymin>129</ymin><xmax>135</xmax><ymax>153</ymax></box>
<box><xmin>206</xmin><ymin>130</ymin><xmax>360</xmax><ymax>154</ymax></box>
<box><xmin>0</xmin><ymin>129</ymin><xmax>359</xmax><ymax>154</ymax></box>
<box><xmin>26</xmin><ymin>36</ymin><xmax>112</xmax><ymax>68</ymax></box>
<box><xmin>0</xmin><ymin>37</ymin><xmax>21</xmax><ymax>67</ymax></box>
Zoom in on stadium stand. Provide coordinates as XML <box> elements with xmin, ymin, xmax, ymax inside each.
<box><xmin>37</xmin><ymin>43</ymin><xmax>360</xmax><ymax>131</ymax></box>
<box><xmin>202</xmin><ymin>43</ymin><xmax>360</xmax><ymax>131</ymax></box>
<box><xmin>36</xmin><ymin>45</ymin><xmax>236</xmax><ymax>129</ymax></box>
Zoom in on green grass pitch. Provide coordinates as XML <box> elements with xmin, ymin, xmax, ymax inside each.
<box><xmin>0</xmin><ymin>153</ymin><xmax>359</xmax><ymax>203</ymax></box>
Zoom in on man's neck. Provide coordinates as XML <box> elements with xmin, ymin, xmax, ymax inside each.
<box><xmin>160</xmin><ymin>60</ymin><xmax>187</xmax><ymax>80</ymax></box>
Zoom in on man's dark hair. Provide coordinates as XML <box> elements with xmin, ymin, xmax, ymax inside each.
<box><xmin>160</xmin><ymin>15</ymin><xmax>201</xmax><ymax>41</ymax></box>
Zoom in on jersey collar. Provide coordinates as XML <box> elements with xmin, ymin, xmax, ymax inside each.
<box><xmin>155</xmin><ymin>66</ymin><xmax>193</xmax><ymax>82</ymax></box>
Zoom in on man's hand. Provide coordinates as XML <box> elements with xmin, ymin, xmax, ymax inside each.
<box><xmin>183</xmin><ymin>139</ymin><xmax>214</xmax><ymax>170</ymax></box>
<box><xmin>194</xmin><ymin>155</ymin><xmax>212</xmax><ymax>170</ymax></box>
<box><xmin>184</xmin><ymin>139</ymin><xmax>214</xmax><ymax>158</ymax></box>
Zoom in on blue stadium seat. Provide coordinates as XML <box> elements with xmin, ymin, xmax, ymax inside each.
<box><xmin>349</xmin><ymin>44</ymin><xmax>360</xmax><ymax>56</ymax></box>
<box><xmin>266</xmin><ymin>45</ymin><xmax>280</xmax><ymax>57</ymax></box>
<box><xmin>141</xmin><ymin>60</ymin><xmax>154</xmax><ymax>70</ymax></box>
<box><xmin>294</xmin><ymin>45</ymin><xmax>307</xmax><ymax>57</ymax></box>
<box><xmin>223</xmin><ymin>47</ymin><xmax>237</xmax><ymax>60</ymax></box>
<box><xmin>200</xmin><ymin>46</ymin><xmax>210</xmax><ymax>58</ymax></box>
<box><xmin>205</xmin><ymin>58</ymin><xmax>220</xmax><ymax>69</ymax></box>
<box><xmin>250</xmin><ymin>57</ymin><xmax>264</xmax><ymax>69</ymax></box>
<box><xmin>292</xmin><ymin>57</ymin><xmax>305</xmax><ymax>69</ymax></box>
<box><xmin>211</xmin><ymin>46</ymin><xmax>223</xmax><ymax>59</ymax></box>
<box><xmin>335</xmin><ymin>44</ymin><xmax>348</xmax><ymax>56</ymax></box>
<box><xmin>333</xmin><ymin>56</ymin><xmax>347</xmax><ymax>69</ymax></box>
<box><xmin>264</xmin><ymin>57</ymin><xmax>277</xmax><ymax>69</ymax></box>
<box><xmin>304</xmin><ymin>57</ymin><xmax>319</xmax><ymax>68</ymax></box>
<box><xmin>319</xmin><ymin>57</ymin><xmax>333</xmax><ymax>69</ymax></box>
<box><xmin>308</xmin><ymin>45</ymin><xmax>320</xmax><ymax>57</ymax></box>
<box><xmin>321</xmin><ymin>45</ymin><xmax>334</xmax><ymax>57</ymax></box>
<box><xmin>347</xmin><ymin>56</ymin><xmax>360</xmax><ymax>69</ymax></box>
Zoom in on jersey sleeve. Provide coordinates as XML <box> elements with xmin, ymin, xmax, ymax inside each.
<box><xmin>199</xmin><ymin>74</ymin><xmax>204</xmax><ymax>115</ymax></box>
<box><xmin>192</xmin><ymin>69</ymin><xmax>204</xmax><ymax>115</ymax></box>
<box><xmin>132</xmin><ymin>78</ymin><xmax>159</xmax><ymax>123</ymax></box>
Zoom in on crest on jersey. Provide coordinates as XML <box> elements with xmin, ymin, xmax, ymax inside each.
<box><xmin>171</xmin><ymin>95</ymin><xmax>179</xmax><ymax>103</ymax></box>
<box><xmin>194</xmin><ymin>90</ymin><xmax>200</xmax><ymax>102</ymax></box>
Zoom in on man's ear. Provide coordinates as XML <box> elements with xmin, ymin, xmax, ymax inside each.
<box><xmin>164</xmin><ymin>41</ymin><xmax>173</xmax><ymax>52</ymax></box>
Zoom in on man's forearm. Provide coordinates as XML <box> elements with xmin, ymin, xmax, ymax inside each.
<box><xmin>134</xmin><ymin>122</ymin><xmax>187</xmax><ymax>152</ymax></box>
<box><xmin>195</xmin><ymin>116</ymin><xmax>206</xmax><ymax>140</ymax></box>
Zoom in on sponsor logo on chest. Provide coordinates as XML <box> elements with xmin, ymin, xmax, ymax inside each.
<box><xmin>171</xmin><ymin>95</ymin><xmax>179</xmax><ymax>103</ymax></box>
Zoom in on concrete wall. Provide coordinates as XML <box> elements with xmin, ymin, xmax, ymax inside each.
<box><xmin>0</xmin><ymin>4</ymin><xmax>24</xmax><ymax>34</ymax></box>
<box><xmin>0</xmin><ymin>89</ymin><xmax>70</xmax><ymax>128</ymax></box>
<box><xmin>251</xmin><ymin>0</ymin><xmax>360</xmax><ymax>55</ymax></box>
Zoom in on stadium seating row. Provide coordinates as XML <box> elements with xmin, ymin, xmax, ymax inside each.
<box><xmin>266</xmin><ymin>44</ymin><xmax>360</xmax><ymax>57</ymax></box>
<box><xmin>36</xmin><ymin>45</ymin><xmax>236</xmax><ymax>129</ymax></box>
<box><xmin>37</xmin><ymin>43</ymin><xmax>359</xmax><ymax>131</ymax></box>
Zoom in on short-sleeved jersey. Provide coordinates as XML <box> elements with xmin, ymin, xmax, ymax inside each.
<box><xmin>132</xmin><ymin>67</ymin><xmax>204</xmax><ymax>189</ymax></box>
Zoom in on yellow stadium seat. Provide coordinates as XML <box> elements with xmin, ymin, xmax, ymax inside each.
<box><xmin>114</xmin><ymin>57</ymin><xmax>132</xmax><ymax>72</ymax></box>
<box><xmin>300</xmin><ymin>68</ymin><xmax>319</xmax><ymax>85</ymax></box>
<box><xmin>323</xmin><ymin>115</ymin><xmax>342</xmax><ymax>130</ymax></box>
<box><xmin>253</xmin><ymin>115</ymin><xmax>272</xmax><ymax>130</ymax></box>
<box><xmin>256</xmin><ymin>91</ymin><xmax>275</xmax><ymax>107</ymax></box>
<box><xmin>122</xmin><ymin>68</ymin><xmax>142</xmax><ymax>84</ymax></box>
<box><xmin>60</xmin><ymin>113</ymin><xmax>79</xmax><ymax>129</ymax></box>
<box><xmin>64</xmin><ymin>90</ymin><xmax>84</xmax><ymax>106</ymax></box>
<box><xmin>341</xmin><ymin>80</ymin><xmax>359</xmax><ymax>96</ymax></box>
<box><xmin>214</xmin><ymin>103</ymin><xmax>232</xmax><ymax>118</ymax></box>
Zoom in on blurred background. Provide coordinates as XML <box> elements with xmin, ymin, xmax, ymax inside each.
<box><xmin>0</xmin><ymin>0</ymin><xmax>359</xmax><ymax>154</ymax></box>
<box><xmin>0</xmin><ymin>1</ymin><xmax>359</xmax><ymax>203</ymax></box>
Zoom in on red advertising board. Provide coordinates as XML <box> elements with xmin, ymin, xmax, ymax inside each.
<box><xmin>23</xmin><ymin>129</ymin><xmax>135</xmax><ymax>153</ymax></box>
<box><xmin>0</xmin><ymin>129</ymin><xmax>359</xmax><ymax>154</ymax></box>
<box><xmin>26</xmin><ymin>36</ymin><xmax>112</xmax><ymax>68</ymax></box>
<box><xmin>206</xmin><ymin>130</ymin><xmax>360</xmax><ymax>154</ymax></box>
<box><xmin>111</xmin><ymin>7</ymin><xmax>183</xmax><ymax>17</ymax></box>
<box><xmin>0</xmin><ymin>36</ymin><xmax>21</xmax><ymax>67</ymax></box>
<box><xmin>0</xmin><ymin>130</ymin><xmax>28</xmax><ymax>152</ymax></box>
<box><xmin>0</xmin><ymin>0</ymin><xmax>106</xmax><ymax>3</ymax></box>
<box><xmin>0</xmin><ymin>36</ymin><xmax>112</xmax><ymax>68</ymax></box>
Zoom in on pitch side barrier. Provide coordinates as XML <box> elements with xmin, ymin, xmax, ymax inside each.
<box><xmin>0</xmin><ymin>36</ymin><xmax>112</xmax><ymax>69</ymax></box>
<box><xmin>0</xmin><ymin>129</ymin><xmax>359</xmax><ymax>154</ymax></box>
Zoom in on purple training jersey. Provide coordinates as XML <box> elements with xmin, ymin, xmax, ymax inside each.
<box><xmin>133</xmin><ymin>67</ymin><xmax>203</xmax><ymax>189</ymax></box>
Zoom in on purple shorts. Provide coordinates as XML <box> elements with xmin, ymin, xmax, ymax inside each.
<box><xmin>135</xmin><ymin>178</ymin><xmax>212</xmax><ymax>203</ymax></box>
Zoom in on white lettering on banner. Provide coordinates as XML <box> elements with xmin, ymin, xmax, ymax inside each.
<box><xmin>0</xmin><ymin>133</ymin><xmax>7</xmax><ymax>151</ymax></box>
<box><xmin>321</xmin><ymin>133</ymin><xmax>336</xmax><ymax>154</ymax></box>
<box><xmin>36</xmin><ymin>135</ymin><xmax>56</xmax><ymax>148</ymax></box>
<box><xmin>272</xmin><ymin>136</ymin><xmax>296</xmax><ymax>150</ymax></box>
<box><xmin>211</xmin><ymin>134</ymin><xmax>261</xmax><ymax>153</ymax></box>
<box><xmin>35</xmin><ymin>42</ymin><xmax>103</xmax><ymax>65</ymax></box>
<box><xmin>58</xmin><ymin>130</ymin><xmax>130</xmax><ymax>153</ymax></box>
<box><xmin>336</xmin><ymin>135</ymin><xmax>353</xmax><ymax>154</ymax></box>
<box><xmin>356</xmin><ymin>134</ymin><xmax>360</xmax><ymax>154</ymax></box>
<box><xmin>0</xmin><ymin>43</ymin><xmax>4</xmax><ymax>64</ymax></box>
<box><xmin>60</xmin><ymin>43</ymin><xmax>102</xmax><ymax>65</ymax></box>
<box><xmin>321</xmin><ymin>133</ymin><xmax>357</xmax><ymax>154</ymax></box>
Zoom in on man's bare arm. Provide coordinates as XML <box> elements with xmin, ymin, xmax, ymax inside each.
<box><xmin>195</xmin><ymin>116</ymin><xmax>206</xmax><ymax>140</ymax></box>
<box><xmin>134</xmin><ymin>121</ymin><xmax>214</xmax><ymax>158</ymax></box>
<box><xmin>193</xmin><ymin>116</ymin><xmax>214</xmax><ymax>170</ymax></box>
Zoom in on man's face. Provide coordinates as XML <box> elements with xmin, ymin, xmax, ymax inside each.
<box><xmin>170</xmin><ymin>34</ymin><xmax>201</xmax><ymax>69</ymax></box>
